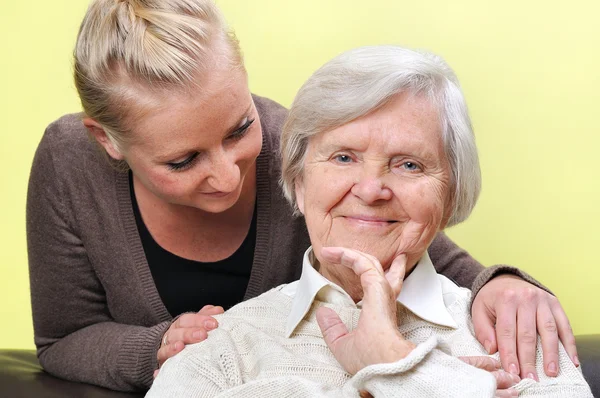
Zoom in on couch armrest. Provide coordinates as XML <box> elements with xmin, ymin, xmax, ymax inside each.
<box><xmin>0</xmin><ymin>350</ymin><xmax>143</xmax><ymax>398</ymax></box>
<box><xmin>576</xmin><ymin>334</ymin><xmax>600</xmax><ymax>397</ymax></box>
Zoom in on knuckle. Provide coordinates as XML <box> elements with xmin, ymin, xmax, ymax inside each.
<box><xmin>519</xmin><ymin>330</ymin><xmax>537</xmax><ymax>345</ymax></box>
<box><xmin>497</xmin><ymin>325</ymin><xmax>516</xmax><ymax>340</ymax></box>
<box><xmin>501</xmin><ymin>289</ymin><xmax>518</xmax><ymax>304</ymax></box>
<box><xmin>521</xmin><ymin>287</ymin><xmax>538</xmax><ymax>301</ymax></box>
<box><xmin>543</xmin><ymin>320</ymin><xmax>557</xmax><ymax>334</ymax></box>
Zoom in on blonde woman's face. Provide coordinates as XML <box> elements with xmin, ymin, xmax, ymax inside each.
<box><xmin>122</xmin><ymin>66</ymin><xmax>262</xmax><ymax>214</ymax></box>
<box><xmin>295</xmin><ymin>93</ymin><xmax>452</xmax><ymax>283</ymax></box>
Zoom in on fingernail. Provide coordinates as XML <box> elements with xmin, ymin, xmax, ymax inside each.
<box><xmin>192</xmin><ymin>331</ymin><xmax>203</xmax><ymax>339</ymax></box>
<box><xmin>509</xmin><ymin>363</ymin><xmax>519</xmax><ymax>375</ymax></box>
<box><xmin>527</xmin><ymin>372</ymin><xmax>539</xmax><ymax>382</ymax></box>
<box><xmin>511</xmin><ymin>373</ymin><xmax>521</xmax><ymax>383</ymax></box>
<box><xmin>509</xmin><ymin>388</ymin><xmax>519</xmax><ymax>397</ymax></box>
<box><xmin>548</xmin><ymin>362</ymin><xmax>557</xmax><ymax>374</ymax></box>
<box><xmin>204</xmin><ymin>320</ymin><xmax>216</xmax><ymax>329</ymax></box>
<box><xmin>574</xmin><ymin>355</ymin><xmax>580</xmax><ymax>367</ymax></box>
<box><xmin>484</xmin><ymin>339</ymin><xmax>492</xmax><ymax>354</ymax></box>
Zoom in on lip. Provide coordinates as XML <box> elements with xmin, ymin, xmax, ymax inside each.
<box><xmin>343</xmin><ymin>215</ymin><xmax>398</xmax><ymax>227</ymax></box>
<box><xmin>200</xmin><ymin>191</ymin><xmax>233</xmax><ymax>198</ymax></box>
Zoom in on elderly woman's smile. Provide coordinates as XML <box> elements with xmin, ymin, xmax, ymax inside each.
<box><xmin>294</xmin><ymin>92</ymin><xmax>452</xmax><ymax>289</ymax></box>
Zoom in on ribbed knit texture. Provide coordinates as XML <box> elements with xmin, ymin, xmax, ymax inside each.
<box><xmin>148</xmin><ymin>281</ymin><xmax>591</xmax><ymax>397</ymax></box>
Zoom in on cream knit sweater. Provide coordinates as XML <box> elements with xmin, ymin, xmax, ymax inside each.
<box><xmin>147</xmin><ymin>274</ymin><xmax>591</xmax><ymax>397</ymax></box>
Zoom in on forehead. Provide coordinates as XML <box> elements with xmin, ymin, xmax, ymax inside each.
<box><xmin>123</xmin><ymin>66</ymin><xmax>251</xmax><ymax>154</ymax></box>
<box><xmin>312</xmin><ymin>93</ymin><xmax>444</xmax><ymax>155</ymax></box>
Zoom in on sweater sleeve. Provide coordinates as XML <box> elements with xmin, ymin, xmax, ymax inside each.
<box><xmin>147</xmin><ymin>335</ymin><xmax>496</xmax><ymax>397</ymax></box>
<box><xmin>26</xmin><ymin>125</ymin><xmax>169</xmax><ymax>391</ymax></box>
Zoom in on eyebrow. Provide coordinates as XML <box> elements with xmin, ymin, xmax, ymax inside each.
<box><xmin>157</xmin><ymin>103</ymin><xmax>254</xmax><ymax>162</ymax></box>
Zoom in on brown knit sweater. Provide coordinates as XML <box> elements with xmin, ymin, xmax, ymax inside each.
<box><xmin>26</xmin><ymin>95</ymin><xmax>543</xmax><ymax>392</ymax></box>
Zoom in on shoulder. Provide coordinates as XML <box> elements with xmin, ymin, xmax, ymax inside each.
<box><xmin>252</xmin><ymin>94</ymin><xmax>288</xmax><ymax>149</ymax></box>
<box><xmin>438</xmin><ymin>274</ymin><xmax>472</xmax><ymax>313</ymax></box>
<box><xmin>252</xmin><ymin>94</ymin><xmax>288</xmax><ymax>134</ymax></box>
<box><xmin>40</xmin><ymin>113</ymin><xmax>94</xmax><ymax>151</ymax></box>
<box><xmin>34</xmin><ymin>113</ymin><xmax>108</xmax><ymax>174</ymax></box>
<box><xmin>220</xmin><ymin>286</ymin><xmax>293</xmax><ymax>322</ymax></box>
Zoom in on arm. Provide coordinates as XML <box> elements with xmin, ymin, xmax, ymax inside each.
<box><xmin>26</xmin><ymin>131</ymin><xmax>168</xmax><ymax>391</ymax></box>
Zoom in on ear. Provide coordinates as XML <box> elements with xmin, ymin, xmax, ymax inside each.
<box><xmin>294</xmin><ymin>179</ymin><xmax>306</xmax><ymax>215</ymax></box>
<box><xmin>83</xmin><ymin>118</ymin><xmax>124</xmax><ymax>160</ymax></box>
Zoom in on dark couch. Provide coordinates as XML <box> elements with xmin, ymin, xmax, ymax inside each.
<box><xmin>2</xmin><ymin>335</ymin><xmax>599</xmax><ymax>397</ymax></box>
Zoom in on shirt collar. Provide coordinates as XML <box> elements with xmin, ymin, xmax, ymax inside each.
<box><xmin>285</xmin><ymin>247</ymin><xmax>458</xmax><ymax>337</ymax></box>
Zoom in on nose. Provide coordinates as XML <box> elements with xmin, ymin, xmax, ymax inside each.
<box><xmin>350</xmin><ymin>169</ymin><xmax>393</xmax><ymax>204</ymax></box>
<box><xmin>206</xmin><ymin>149</ymin><xmax>241</xmax><ymax>193</ymax></box>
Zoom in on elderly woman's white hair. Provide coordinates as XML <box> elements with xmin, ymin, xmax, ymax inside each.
<box><xmin>281</xmin><ymin>45</ymin><xmax>481</xmax><ymax>227</ymax></box>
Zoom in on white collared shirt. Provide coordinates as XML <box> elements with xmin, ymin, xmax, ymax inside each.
<box><xmin>282</xmin><ymin>247</ymin><xmax>458</xmax><ymax>337</ymax></box>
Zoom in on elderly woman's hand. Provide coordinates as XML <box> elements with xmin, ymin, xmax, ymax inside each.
<box><xmin>471</xmin><ymin>274</ymin><xmax>578</xmax><ymax>381</ymax></box>
<box><xmin>315</xmin><ymin>247</ymin><xmax>415</xmax><ymax>375</ymax></box>
<box><xmin>156</xmin><ymin>304</ymin><xmax>224</xmax><ymax>372</ymax></box>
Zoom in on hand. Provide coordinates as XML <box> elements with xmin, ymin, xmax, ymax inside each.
<box><xmin>472</xmin><ymin>274</ymin><xmax>578</xmax><ymax>381</ymax></box>
<box><xmin>156</xmin><ymin>304</ymin><xmax>224</xmax><ymax>371</ymax></box>
<box><xmin>459</xmin><ymin>356</ymin><xmax>520</xmax><ymax>397</ymax></box>
<box><xmin>315</xmin><ymin>247</ymin><xmax>415</xmax><ymax>375</ymax></box>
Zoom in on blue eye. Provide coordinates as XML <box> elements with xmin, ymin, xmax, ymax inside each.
<box><xmin>402</xmin><ymin>162</ymin><xmax>419</xmax><ymax>171</ymax></box>
<box><xmin>334</xmin><ymin>154</ymin><xmax>352</xmax><ymax>163</ymax></box>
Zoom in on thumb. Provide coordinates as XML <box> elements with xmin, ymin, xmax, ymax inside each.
<box><xmin>316</xmin><ymin>306</ymin><xmax>349</xmax><ymax>354</ymax></box>
<box><xmin>472</xmin><ymin>298</ymin><xmax>497</xmax><ymax>354</ymax></box>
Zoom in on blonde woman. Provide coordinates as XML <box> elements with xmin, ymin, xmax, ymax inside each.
<box><xmin>27</xmin><ymin>0</ymin><xmax>578</xmax><ymax>391</ymax></box>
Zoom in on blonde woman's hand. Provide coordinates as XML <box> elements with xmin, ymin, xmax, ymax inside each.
<box><xmin>316</xmin><ymin>247</ymin><xmax>414</xmax><ymax>375</ymax></box>
<box><xmin>156</xmin><ymin>304</ymin><xmax>224</xmax><ymax>372</ymax></box>
<box><xmin>472</xmin><ymin>274</ymin><xmax>578</xmax><ymax>381</ymax></box>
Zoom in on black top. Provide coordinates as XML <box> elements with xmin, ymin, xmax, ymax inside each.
<box><xmin>129</xmin><ymin>172</ymin><xmax>255</xmax><ymax>316</ymax></box>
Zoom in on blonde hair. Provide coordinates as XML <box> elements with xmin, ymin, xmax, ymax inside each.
<box><xmin>74</xmin><ymin>0</ymin><xmax>242</xmax><ymax>150</ymax></box>
<box><xmin>281</xmin><ymin>46</ymin><xmax>481</xmax><ymax>227</ymax></box>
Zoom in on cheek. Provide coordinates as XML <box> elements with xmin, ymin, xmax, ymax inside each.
<box><xmin>304</xmin><ymin>168</ymin><xmax>353</xmax><ymax>214</ymax></box>
<box><xmin>236</xmin><ymin>128</ymin><xmax>263</xmax><ymax>169</ymax></box>
<box><xmin>399</xmin><ymin>179</ymin><xmax>448</xmax><ymax>223</ymax></box>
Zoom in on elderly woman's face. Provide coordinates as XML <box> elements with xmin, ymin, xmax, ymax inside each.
<box><xmin>295</xmin><ymin>93</ymin><xmax>452</xmax><ymax>276</ymax></box>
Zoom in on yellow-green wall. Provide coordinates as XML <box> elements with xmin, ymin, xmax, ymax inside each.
<box><xmin>1</xmin><ymin>0</ymin><xmax>599</xmax><ymax>350</ymax></box>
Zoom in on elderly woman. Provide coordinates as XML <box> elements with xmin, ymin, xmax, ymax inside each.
<box><xmin>146</xmin><ymin>46</ymin><xmax>592</xmax><ymax>397</ymax></box>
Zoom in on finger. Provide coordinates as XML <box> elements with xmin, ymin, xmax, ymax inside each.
<box><xmin>198</xmin><ymin>305</ymin><xmax>224</xmax><ymax>316</ymax></box>
<box><xmin>321</xmin><ymin>247</ymin><xmax>380</xmax><ymax>278</ymax></box>
<box><xmin>492</xmin><ymin>370</ymin><xmax>521</xmax><ymax>390</ymax></box>
<box><xmin>551</xmin><ymin>298</ymin><xmax>579</xmax><ymax>368</ymax></box>
<box><xmin>384</xmin><ymin>254</ymin><xmax>406</xmax><ymax>298</ymax></box>
<box><xmin>459</xmin><ymin>355</ymin><xmax>502</xmax><ymax>372</ymax></box>
<box><xmin>153</xmin><ymin>369</ymin><xmax>160</xmax><ymax>379</ymax></box>
<box><xmin>316</xmin><ymin>306</ymin><xmax>349</xmax><ymax>354</ymax></box>
<box><xmin>516</xmin><ymin>289</ymin><xmax>539</xmax><ymax>381</ymax></box>
<box><xmin>164</xmin><ymin>327</ymin><xmax>209</xmax><ymax>346</ymax></box>
<box><xmin>157</xmin><ymin>340</ymin><xmax>185</xmax><ymax>367</ymax></box>
<box><xmin>495</xmin><ymin>290</ymin><xmax>520</xmax><ymax>376</ymax></box>
<box><xmin>174</xmin><ymin>313</ymin><xmax>219</xmax><ymax>330</ymax></box>
<box><xmin>537</xmin><ymin>301</ymin><xmax>559</xmax><ymax>377</ymax></box>
<box><xmin>471</xmin><ymin>296</ymin><xmax>498</xmax><ymax>355</ymax></box>
<box><xmin>495</xmin><ymin>389</ymin><xmax>519</xmax><ymax>398</ymax></box>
